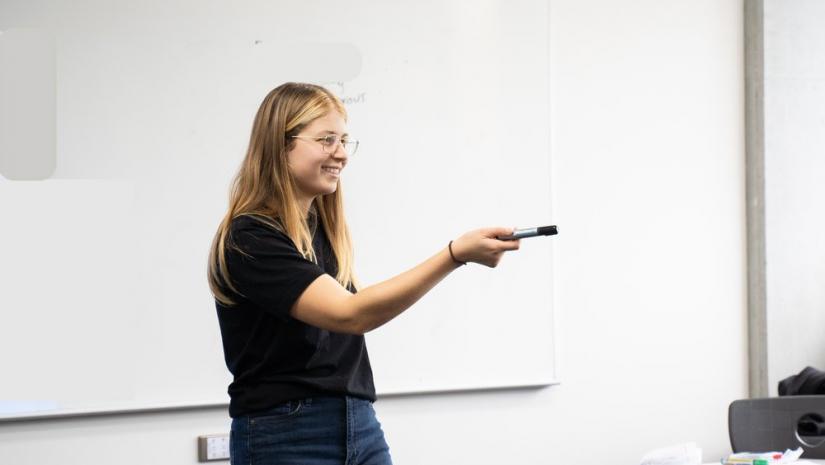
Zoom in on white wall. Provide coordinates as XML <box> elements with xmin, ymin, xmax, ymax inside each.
<box><xmin>0</xmin><ymin>0</ymin><xmax>747</xmax><ymax>463</ymax></box>
<box><xmin>764</xmin><ymin>0</ymin><xmax>825</xmax><ymax>395</ymax></box>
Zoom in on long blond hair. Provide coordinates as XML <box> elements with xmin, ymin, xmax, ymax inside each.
<box><xmin>207</xmin><ymin>82</ymin><xmax>356</xmax><ymax>307</ymax></box>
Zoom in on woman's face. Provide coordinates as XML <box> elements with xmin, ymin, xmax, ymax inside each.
<box><xmin>287</xmin><ymin>111</ymin><xmax>349</xmax><ymax>204</ymax></box>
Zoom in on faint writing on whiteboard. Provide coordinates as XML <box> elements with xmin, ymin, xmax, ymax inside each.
<box><xmin>321</xmin><ymin>81</ymin><xmax>365</xmax><ymax>106</ymax></box>
<box><xmin>340</xmin><ymin>92</ymin><xmax>365</xmax><ymax>105</ymax></box>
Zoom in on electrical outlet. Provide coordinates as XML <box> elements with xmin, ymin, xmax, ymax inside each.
<box><xmin>198</xmin><ymin>434</ymin><xmax>230</xmax><ymax>462</ymax></box>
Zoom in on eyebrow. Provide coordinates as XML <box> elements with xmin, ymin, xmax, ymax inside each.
<box><xmin>317</xmin><ymin>130</ymin><xmax>349</xmax><ymax>137</ymax></box>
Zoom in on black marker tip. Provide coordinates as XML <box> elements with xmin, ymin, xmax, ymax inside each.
<box><xmin>537</xmin><ymin>225</ymin><xmax>558</xmax><ymax>236</ymax></box>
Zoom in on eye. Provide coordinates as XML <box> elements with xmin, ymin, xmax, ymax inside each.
<box><xmin>321</xmin><ymin>135</ymin><xmax>338</xmax><ymax>146</ymax></box>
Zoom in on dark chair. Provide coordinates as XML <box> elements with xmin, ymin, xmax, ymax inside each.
<box><xmin>729</xmin><ymin>396</ymin><xmax>825</xmax><ymax>458</ymax></box>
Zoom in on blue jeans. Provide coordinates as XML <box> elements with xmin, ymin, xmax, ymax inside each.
<box><xmin>230</xmin><ymin>396</ymin><xmax>393</xmax><ymax>465</ymax></box>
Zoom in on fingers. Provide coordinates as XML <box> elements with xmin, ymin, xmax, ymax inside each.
<box><xmin>454</xmin><ymin>226</ymin><xmax>522</xmax><ymax>267</ymax></box>
<box><xmin>498</xmin><ymin>238</ymin><xmax>520</xmax><ymax>251</ymax></box>
<box><xmin>480</xmin><ymin>227</ymin><xmax>521</xmax><ymax>251</ymax></box>
<box><xmin>482</xmin><ymin>226</ymin><xmax>515</xmax><ymax>239</ymax></box>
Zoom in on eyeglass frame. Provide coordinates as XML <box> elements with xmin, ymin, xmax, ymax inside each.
<box><xmin>290</xmin><ymin>134</ymin><xmax>359</xmax><ymax>156</ymax></box>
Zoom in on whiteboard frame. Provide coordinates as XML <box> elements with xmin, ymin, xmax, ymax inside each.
<box><xmin>0</xmin><ymin>380</ymin><xmax>560</xmax><ymax>423</ymax></box>
<box><xmin>0</xmin><ymin>0</ymin><xmax>559</xmax><ymax>422</ymax></box>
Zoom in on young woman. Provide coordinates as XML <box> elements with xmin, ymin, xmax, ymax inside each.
<box><xmin>207</xmin><ymin>82</ymin><xmax>520</xmax><ymax>465</ymax></box>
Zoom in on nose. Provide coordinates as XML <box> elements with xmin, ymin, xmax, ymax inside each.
<box><xmin>331</xmin><ymin>142</ymin><xmax>348</xmax><ymax>160</ymax></box>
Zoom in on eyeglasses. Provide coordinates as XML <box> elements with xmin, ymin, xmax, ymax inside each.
<box><xmin>291</xmin><ymin>134</ymin><xmax>359</xmax><ymax>156</ymax></box>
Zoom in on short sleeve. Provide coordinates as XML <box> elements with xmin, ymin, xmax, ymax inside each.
<box><xmin>224</xmin><ymin>217</ymin><xmax>325</xmax><ymax>320</ymax></box>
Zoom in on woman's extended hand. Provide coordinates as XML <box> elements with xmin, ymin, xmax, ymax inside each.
<box><xmin>450</xmin><ymin>227</ymin><xmax>521</xmax><ymax>268</ymax></box>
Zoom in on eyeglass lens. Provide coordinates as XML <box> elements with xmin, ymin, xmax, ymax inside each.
<box><xmin>322</xmin><ymin>135</ymin><xmax>358</xmax><ymax>156</ymax></box>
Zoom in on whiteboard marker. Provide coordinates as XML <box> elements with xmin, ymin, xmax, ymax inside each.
<box><xmin>497</xmin><ymin>225</ymin><xmax>558</xmax><ymax>241</ymax></box>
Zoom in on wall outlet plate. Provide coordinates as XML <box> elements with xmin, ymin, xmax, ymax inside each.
<box><xmin>197</xmin><ymin>434</ymin><xmax>230</xmax><ymax>462</ymax></box>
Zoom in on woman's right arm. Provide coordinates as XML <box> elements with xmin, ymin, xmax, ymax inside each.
<box><xmin>290</xmin><ymin>227</ymin><xmax>520</xmax><ymax>335</ymax></box>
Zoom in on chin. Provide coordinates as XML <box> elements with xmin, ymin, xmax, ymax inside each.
<box><xmin>317</xmin><ymin>184</ymin><xmax>338</xmax><ymax>196</ymax></box>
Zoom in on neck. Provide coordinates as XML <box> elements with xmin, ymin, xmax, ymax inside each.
<box><xmin>297</xmin><ymin>196</ymin><xmax>315</xmax><ymax>217</ymax></box>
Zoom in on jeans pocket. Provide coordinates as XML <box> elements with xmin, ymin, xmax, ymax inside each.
<box><xmin>249</xmin><ymin>400</ymin><xmax>304</xmax><ymax>425</ymax></box>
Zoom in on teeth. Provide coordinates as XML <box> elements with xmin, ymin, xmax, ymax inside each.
<box><xmin>322</xmin><ymin>167</ymin><xmax>340</xmax><ymax>174</ymax></box>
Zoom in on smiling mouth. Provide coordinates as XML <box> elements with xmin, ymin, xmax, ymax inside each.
<box><xmin>322</xmin><ymin>167</ymin><xmax>341</xmax><ymax>175</ymax></box>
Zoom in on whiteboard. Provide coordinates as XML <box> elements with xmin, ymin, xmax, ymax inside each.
<box><xmin>0</xmin><ymin>0</ymin><xmax>556</xmax><ymax>420</ymax></box>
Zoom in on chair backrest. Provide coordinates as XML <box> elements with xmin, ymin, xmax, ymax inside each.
<box><xmin>729</xmin><ymin>396</ymin><xmax>825</xmax><ymax>458</ymax></box>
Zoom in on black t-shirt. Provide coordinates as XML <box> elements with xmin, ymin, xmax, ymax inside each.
<box><xmin>215</xmin><ymin>213</ymin><xmax>376</xmax><ymax>418</ymax></box>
